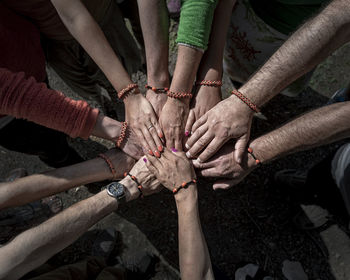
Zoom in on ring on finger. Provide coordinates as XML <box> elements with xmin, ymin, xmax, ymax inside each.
<box><xmin>147</xmin><ymin>124</ymin><xmax>154</xmax><ymax>130</ymax></box>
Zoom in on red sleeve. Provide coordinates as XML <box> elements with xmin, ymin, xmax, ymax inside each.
<box><xmin>0</xmin><ymin>68</ymin><xmax>99</xmax><ymax>139</ymax></box>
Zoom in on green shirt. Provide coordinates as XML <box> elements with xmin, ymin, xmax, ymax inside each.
<box><xmin>249</xmin><ymin>0</ymin><xmax>330</xmax><ymax>35</ymax></box>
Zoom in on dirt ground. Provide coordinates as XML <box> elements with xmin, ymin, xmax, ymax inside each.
<box><xmin>1</xmin><ymin>20</ymin><xmax>350</xmax><ymax>280</ymax></box>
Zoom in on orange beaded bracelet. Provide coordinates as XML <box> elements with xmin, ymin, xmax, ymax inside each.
<box><xmin>231</xmin><ymin>89</ymin><xmax>260</xmax><ymax>113</ymax></box>
<box><xmin>124</xmin><ymin>172</ymin><xmax>143</xmax><ymax>198</ymax></box>
<box><xmin>167</xmin><ymin>90</ymin><xmax>193</xmax><ymax>99</ymax></box>
<box><xmin>195</xmin><ymin>80</ymin><xmax>222</xmax><ymax>87</ymax></box>
<box><xmin>172</xmin><ymin>179</ymin><xmax>197</xmax><ymax>194</ymax></box>
<box><xmin>145</xmin><ymin>85</ymin><xmax>169</xmax><ymax>93</ymax></box>
<box><xmin>247</xmin><ymin>147</ymin><xmax>261</xmax><ymax>165</ymax></box>
<box><xmin>115</xmin><ymin>122</ymin><xmax>128</xmax><ymax>148</ymax></box>
<box><xmin>98</xmin><ymin>153</ymin><xmax>117</xmax><ymax>180</ymax></box>
<box><xmin>118</xmin><ymin>83</ymin><xmax>138</xmax><ymax>99</ymax></box>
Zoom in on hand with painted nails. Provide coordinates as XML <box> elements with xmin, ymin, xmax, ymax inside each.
<box><xmin>124</xmin><ymin>90</ymin><xmax>164</xmax><ymax>158</ymax></box>
<box><xmin>159</xmin><ymin>98</ymin><xmax>190</xmax><ymax>151</ymax></box>
<box><xmin>192</xmin><ymin>143</ymin><xmax>257</xmax><ymax>190</ymax></box>
<box><xmin>145</xmin><ymin>148</ymin><xmax>196</xmax><ymax>191</ymax></box>
<box><xmin>184</xmin><ymin>85</ymin><xmax>222</xmax><ymax>137</ymax></box>
<box><xmin>185</xmin><ymin>95</ymin><xmax>254</xmax><ymax>164</ymax></box>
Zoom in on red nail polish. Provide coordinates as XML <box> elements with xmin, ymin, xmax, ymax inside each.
<box><xmin>158</xmin><ymin>132</ymin><xmax>164</xmax><ymax>138</ymax></box>
<box><xmin>148</xmin><ymin>150</ymin><xmax>153</xmax><ymax>156</ymax></box>
<box><xmin>155</xmin><ymin>151</ymin><xmax>160</xmax><ymax>158</ymax></box>
<box><xmin>158</xmin><ymin>145</ymin><xmax>163</xmax><ymax>152</ymax></box>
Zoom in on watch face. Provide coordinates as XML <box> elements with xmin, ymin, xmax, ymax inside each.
<box><xmin>106</xmin><ymin>182</ymin><xmax>126</xmax><ymax>201</ymax></box>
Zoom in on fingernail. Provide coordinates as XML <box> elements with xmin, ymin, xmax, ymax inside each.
<box><xmin>155</xmin><ymin>151</ymin><xmax>160</xmax><ymax>158</ymax></box>
<box><xmin>185</xmin><ymin>143</ymin><xmax>190</xmax><ymax>149</ymax></box>
<box><xmin>186</xmin><ymin>151</ymin><xmax>191</xmax><ymax>158</ymax></box>
<box><xmin>158</xmin><ymin>145</ymin><xmax>163</xmax><ymax>152</ymax></box>
<box><xmin>171</xmin><ymin>148</ymin><xmax>178</xmax><ymax>152</ymax></box>
<box><xmin>143</xmin><ymin>157</ymin><xmax>147</xmax><ymax>163</ymax></box>
<box><xmin>148</xmin><ymin>150</ymin><xmax>154</xmax><ymax>156</ymax></box>
<box><xmin>185</xmin><ymin>131</ymin><xmax>190</xmax><ymax>137</ymax></box>
<box><xmin>158</xmin><ymin>132</ymin><xmax>164</xmax><ymax>138</ymax></box>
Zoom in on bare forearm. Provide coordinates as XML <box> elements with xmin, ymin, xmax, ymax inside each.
<box><xmin>51</xmin><ymin>0</ymin><xmax>132</xmax><ymax>91</ymax></box>
<box><xmin>137</xmin><ymin>0</ymin><xmax>169</xmax><ymax>86</ymax></box>
<box><xmin>240</xmin><ymin>0</ymin><xmax>350</xmax><ymax>106</ymax></box>
<box><xmin>176</xmin><ymin>186</ymin><xmax>213</xmax><ymax>280</ymax></box>
<box><xmin>251</xmin><ymin>102</ymin><xmax>350</xmax><ymax>163</ymax></box>
<box><xmin>0</xmin><ymin>191</ymin><xmax>118</xmax><ymax>280</ymax></box>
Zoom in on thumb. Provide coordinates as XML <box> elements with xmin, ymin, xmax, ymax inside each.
<box><xmin>213</xmin><ymin>179</ymin><xmax>237</xmax><ymax>190</ymax></box>
<box><xmin>234</xmin><ymin>133</ymin><xmax>249</xmax><ymax>164</ymax></box>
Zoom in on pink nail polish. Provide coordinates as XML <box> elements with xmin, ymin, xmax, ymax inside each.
<box><xmin>171</xmin><ymin>148</ymin><xmax>178</xmax><ymax>152</ymax></box>
<box><xmin>143</xmin><ymin>158</ymin><xmax>147</xmax><ymax>163</ymax></box>
<box><xmin>185</xmin><ymin>131</ymin><xmax>190</xmax><ymax>137</ymax></box>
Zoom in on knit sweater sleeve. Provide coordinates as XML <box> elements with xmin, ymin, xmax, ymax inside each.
<box><xmin>0</xmin><ymin>68</ymin><xmax>99</xmax><ymax>139</ymax></box>
<box><xmin>176</xmin><ymin>0</ymin><xmax>218</xmax><ymax>50</ymax></box>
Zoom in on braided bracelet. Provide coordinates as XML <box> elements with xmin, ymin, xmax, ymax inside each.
<box><xmin>116</xmin><ymin>122</ymin><xmax>128</xmax><ymax>148</ymax></box>
<box><xmin>145</xmin><ymin>85</ymin><xmax>169</xmax><ymax>94</ymax></box>
<box><xmin>172</xmin><ymin>179</ymin><xmax>197</xmax><ymax>194</ymax></box>
<box><xmin>118</xmin><ymin>83</ymin><xmax>138</xmax><ymax>99</ymax></box>
<box><xmin>247</xmin><ymin>147</ymin><xmax>261</xmax><ymax>165</ymax></box>
<box><xmin>98</xmin><ymin>154</ymin><xmax>117</xmax><ymax>180</ymax></box>
<box><xmin>124</xmin><ymin>172</ymin><xmax>143</xmax><ymax>198</ymax></box>
<box><xmin>231</xmin><ymin>89</ymin><xmax>260</xmax><ymax>113</ymax></box>
<box><xmin>167</xmin><ymin>90</ymin><xmax>193</xmax><ymax>99</ymax></box>
<box><xmin>195</xmin><ymin>80</ymin><xmax>222</xmax><ymax>87</ymax></box>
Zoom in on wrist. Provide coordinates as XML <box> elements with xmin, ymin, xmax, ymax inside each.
<box><xmin>248</xmin><ymin>138</ymin><xmax>267</xmax><ymax>166</ymax></box>
<box><xmin>92</xmin><ymin>114</ymin><xmax>122</xmax><ymax>141</ymax></box>
<box><xmin>120</xmin><ymin>176</ymin><xmax>140</xmax><ymax>202</ymax></box>
<box><xmin>166</xmin><ymin>94</ymin><xmax>191</xmax><ymax>106</ymax></box>
<box><xmin>123</xmin><ymin>88</ymin><xmax>142</xmax><ymax>105</ymax></box>
<box><xmin>147</xmin><ymin>73</ymin><xmax>170</xmax><ymax>88</ymax></box>
<box><xmin>196</xmin><ymin>67</ymin><xmax>222</xmax><ymax>82</ymax></box>
<box><xmin>175</xmin><ymin>183</ymin><xmax>198</xmax><ymax>205</ymax></box>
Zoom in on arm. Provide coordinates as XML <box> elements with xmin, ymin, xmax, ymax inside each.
<box><xmin>137</xmin><ymin>0</ymin><xmax>170</xmax><ymax>117</ymax></box>
<box><xmin>194</xmin><ymin>101</ymin><xmax>350</xmax><ymax>189</ymax></box>
<box><xmin>0</xmin><ymin>158</ymin><xmax>160</xmax><ymax>280</ymax></box>
<box><xmin>51</xmin><ymin>0</ymin><xmax>164</xmax><ymax>156</ymax></box>
<box><xmin>146</xmin><ymin>149</ymin><xmax>213</xmax><ymax>280</ymax></box>
<box><xmin>187</xmin><ymin>0</ymin><xmax>350</xmax><ymax>163</ymax></box>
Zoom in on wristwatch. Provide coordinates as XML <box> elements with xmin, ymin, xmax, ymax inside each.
<box><xmin>105</xmin><ymin>182</ymin><xmax>126</xmax><ymax>204</ymax></box>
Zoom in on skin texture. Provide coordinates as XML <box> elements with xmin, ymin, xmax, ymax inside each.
<box><xmin>187</xmin><ymin>0</ymin><xmax>350</xmax><ymax>164</ymax></box>
<box><xmin>145</xmin><ymin>149</ymin><xmax>214</xmax><ymax>280</ymax></box>
<box><xmin>50</xmin><ymin>0</ymin><xmax>163</xmax><ymax>155</ymax></box>
<box><xmin>0</xmin><ymin>158</ymin><xmax>160</xmax><ymax>280</ymax></box>
<box><xmin>194</xmin><ymin>102</ymin><xmax>350</xmax><ymax>189</ymax></box>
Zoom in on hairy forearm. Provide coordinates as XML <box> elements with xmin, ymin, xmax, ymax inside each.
<box><xmin>251</xmin><ymin>102</ymin><xmax>350</xmax><ymax>163</ymax></box>
<box><xmin>51</xmin><ymin>0</ymin><xmax>132</xmax><ymax>91</ymax></box>
<box><xmin>240</xmin><ymin>0</ymin><xmax>350</xmax><ymax>106</ymax></box>
<box><xmin>0</xmin><ymin>191</ymin><xmax>118</xmax><ymax>280</ymax></box>
<box><xmin>197</xmin><ymin>0</ymin><xmax>235</xmax><ymax>80</ymax></box>
<box><xmin>176</xmin><ymin>186</ymin><xmax>213</xmax><ymax>280</ymax></box>
<box><xmin>137</xmin><ymin>0</ymin><xmax>169</xmax><ymax>86</ymax></box>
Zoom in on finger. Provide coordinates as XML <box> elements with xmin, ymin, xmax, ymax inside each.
<box><xmin>185</xmin><ymin>110</ymin><xmax>195</xmax><ymax>137</ymax></box>
<box><xmin>234</xmin><ymin>133</ymin><xmax>250</xmax><ymax>164</ymax></box>
<box><xmin>186</xmin><ymin>131</ymin><xmax>214</xmax><ymax>159</ymax></box>
<box><xmin>213</xmin><ymin>179</ymin><xmax>238</xmax><ymax>190</ymax></box>
<box><xmin>142</xmin><ymin>126</ymin><xmax>159</xmax><ymax>157</ymax></box>
<box><xmin>196</xmin><ymin>167</ymin><xmax>221</xmax><ymax>177</ymax></box>
<box><xmin>174</xmin><ymin>127</ymin><xmax>183</xmax><ymax>151</ymax></box>
<box><xmin>191</xmin><ymin>113</ymin><xmax>208</xmax><ymax>133</ymax></box>
<box><xmin>145</xmin><ymin>154</ymin><xmax>163</xmax><ymax>170</ymax></box>
<box><xmin>197</xmin><ymin>137</ymin><xmax>225</xmax><ymax>163</ymax></box>
<box><xmin>165</xmin><ymin>129</ymin><xmax>175</xmax><ymax>150</ymax></box>
<box><xmin>185</xmin><ymin>124</ymin><xmax>208</xmax><ymax>150</ymax></box>
<box><xmin>192</xmin><ymin>158</ymin><xmax>216</xmax><ymax>169</ymax></box>
<box><xmin>150</xmin><ymin>118</ymin><xmax>164</xmax><ymax>152</ymax></box>
<box><xmin>135</xmin><ymin>130</ymin><xmax>153</xmax><ymax>156</ymax></box>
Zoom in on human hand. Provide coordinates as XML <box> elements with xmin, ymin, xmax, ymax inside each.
<box><xmin>103</xmin><ymin>148</ymin><xmax>136</xmax><ymax>179</ymax></box>
<box><xmin>192</xmin><ymin>143</ymin><xmax>257</xmax><ymax>190</ymax></box>
<box><xmin>124</xmin><ymin>90</ymin><xmax>164</xmax><ymax>157</ymax></box>
<box><xmin>145</xmin><ymin>148</ymin><xmax>196</xmax><ymax>192</ymax></box>
<box><xmin>145</xmin><ymin>89</ymin><xmax>168</xmax><ymax>118</ymax></box>
<box><xmin>159</xmin><ymin>98</ymin><xmax>190</xmax><ymax>150</ymax></box>
<box><xmin>185</xmin><ymin>85</ymin><xmax>222</xmax><ymax>135</ymax></box>
<box><xmin>185</xmin><ymin>96</ymin><xmax>254</xmax><ymax>163</ymax></box>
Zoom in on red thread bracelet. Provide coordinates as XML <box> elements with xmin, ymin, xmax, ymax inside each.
<box><xmin>231</xmin><ymin>89</ymin><xmax>260</xmax><ymax>113</ymax></box>
<box><xmin>116</xmin><ymin>122</ymin><xmax>127</xmax><ymax>148</ymax></box>
<box><xmin>167</xmin><ymin>90</ymin><xmax>193</xmax><ymax>99</ymax></box>
<box><xmin>172</xmin><ymin>179</ymin><xmax>197</xmax><ymax>194</ymax></box>
<box><xmin>195</xmin><ymin>80</ymin><xmax>222</xmax><ymax>87</ymax></box>
<box><xmin>145</xmin><ymin>85</ymin><xmax>169</xmax><ymax>93</ymax></box>
<box><xmin>124</xmin><ymin>172</ymin><xmax>143</xmax><ymax>198</ymax></box>
<box><xmin>247</xmin><ymin>147</ymin><xmax>261</xmax><ymax>165</ymax></box>
<box><xmin>118</xmin><ymin>84</ymin><xmax>138</xmax><ymax>99</ymax></box>
<box><xmin>98</xmin><ymin>153</ymin><xmax>117</xmax><ymax>180</ymax></box>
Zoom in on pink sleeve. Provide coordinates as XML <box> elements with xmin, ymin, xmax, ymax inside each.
<box><xmin>0</xmin><ymin>68</ymin><xmax>99</xmax><ymax>139</ymax></box>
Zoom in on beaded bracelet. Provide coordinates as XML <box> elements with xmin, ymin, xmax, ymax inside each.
<box><xmin>145</xmin><ymin>85</ymin><xmax>169</xmax><ymax>94</ymax></box>
<box><xmin>167</xmin><ymin>90</ymin><xmax>193</xmax><ymax>99</ymax></box>
<box><xmin>124</xmin><ymin>172</ymin><xmax>143</xmax><ymax>198</ymax></box>
<box><xmin>231</xmin><ymin>89</ymin><xmax>260</xmax><ymax>113</ymax></box>
<box><xmin>118</xmin><ymin>83</ymin><xmax>138</xmax><ymax>99</ymax></box>
<box><xmin>172</xmin><ymin>179</ymin><xmax>197</xmax><ymax>194</ymax></box>
<box><xmin>116</xmin><ymin>122</ymin><xmax>128</xmax><ymax>148</ymax></box>
<box><xmin>98</xmin><ymin>153</ymin><xmax>117</xmax><ymax>180</ymax></box>
<box><xmin>195</xmin><ymin>80</ymin><xmax>222</xmax><ymax>87</ymax></box>
<box><xmin>247</xmin><ymin>147</ymin><xmax>261</xmax><ymax>165</ymax></box>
